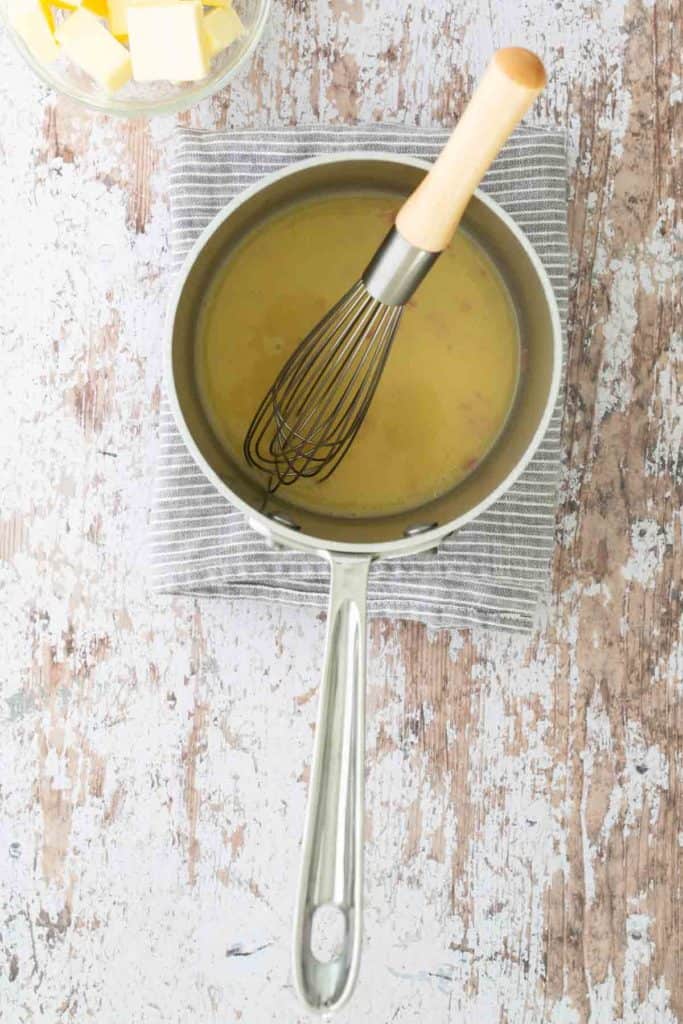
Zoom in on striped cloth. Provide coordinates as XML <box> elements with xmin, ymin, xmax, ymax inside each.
<box><xmin>152</xmin><ymin>125</ymin><xmax>568</xmax><ymax>632</ymax></box>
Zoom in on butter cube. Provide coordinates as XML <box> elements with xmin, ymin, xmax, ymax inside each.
<box><xmin>106</xmin><ymin>0</ymin><xmax>128</xmax><ymax>35</ymax></box>
<box><xmin>9</xmin><ymin>0</ymin><xmax>59</xmax><ymax>64</ymax></box>
<box><xmin>107</xmin><ymin>0</ymin><xmax>181</xmax><ymax>40</ymax></box>
<box><xmin>51</xmin><ymin>0</ymin><xmax>108</xmax><ymax>12</ymax></box>
<box><xmin>203</xmin><ymin>5</ymin><xmax>244</xmax><ymax>59</ymax></box>
<box><xmin>81</xmin><ymin>0</ymin><xmax>108</xmax><ymax>16</ymax></box>
<box><xmin>51</xmin><ymin>0</ymin><xmax>107</xmax><ymax>9</ymax></box>
<box><xmin>55</xmin><ymin>8</ymin><xmax>132</xmax><ymax>91</ymax></box>
<box><xmin>128</xmin><ymin>0</ymin><xmax>208</xmax><ymax>81</ymax></box>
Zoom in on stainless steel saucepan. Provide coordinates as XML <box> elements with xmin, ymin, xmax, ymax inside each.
<box><xmin>165</xmin><ymin>154</ymin><xmax>562</xmax><ymax>1014</ymax></box>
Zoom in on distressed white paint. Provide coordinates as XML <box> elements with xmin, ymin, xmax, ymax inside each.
<box><xmin>0</xmin><ymin>0</ymin><xmax>680</xmax><ymax>1019</ymax></box>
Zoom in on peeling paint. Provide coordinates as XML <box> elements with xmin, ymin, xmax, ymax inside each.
<box><xmin>0</xmin><ymin>0</ymin><xmax>681</xmax><ymax>1019</ymax></box>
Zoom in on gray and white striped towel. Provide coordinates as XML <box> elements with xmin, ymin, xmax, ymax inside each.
<box><xmin>152</xmin><ymin>125</ymin><xmax>568</xmax><ymax>632</ymax></box>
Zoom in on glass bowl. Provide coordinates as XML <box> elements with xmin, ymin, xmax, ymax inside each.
<box><xmin>0</xmin><ymin>0</ymin><xmax>270</xmax><ymax>117</ymax></box>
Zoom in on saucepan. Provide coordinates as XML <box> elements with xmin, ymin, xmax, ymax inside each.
<box><xmin>165</xmin><ymin>154</ymin><xmax>562</xmax><ymax>1013</ymax></box>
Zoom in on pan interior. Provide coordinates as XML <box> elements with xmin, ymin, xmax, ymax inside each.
<box><xmin>171</xmin><ymin>158</ymin><xmax>557</xmax><ymax>547</ymax></box>
<box><xmin>194</xmin><ymin>188</ymin><xmax>520</xmax><ymax>520</ymax></box>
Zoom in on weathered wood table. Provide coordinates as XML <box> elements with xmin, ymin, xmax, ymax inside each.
<box><xmin>0</xmin><ymin>0</ymin><xmax>680</xmax><ymax>1020</ymax></box>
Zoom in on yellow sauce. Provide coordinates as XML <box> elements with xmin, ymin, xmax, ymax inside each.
<box><xmin>195</xmin><ymin>191</ymin><xmax>519</xmax><ymax>517</ymax></box>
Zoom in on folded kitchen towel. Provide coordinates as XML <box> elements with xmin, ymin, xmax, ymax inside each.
<box><xmin>151</xmin><ymin>124</ymin><xmax>568</xmax><ymax>632</ymax></box>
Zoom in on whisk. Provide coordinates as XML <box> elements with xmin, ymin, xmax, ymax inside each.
<box><xmin>244</xmin><ymin>47</ymin><xmax>546</xmax><ymax>488</ymax></box>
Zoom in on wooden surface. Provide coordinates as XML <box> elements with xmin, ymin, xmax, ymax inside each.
<box><xmin>0</xmin><ymin>0</ymin><xmax>680</xmax><ymax>1021</ymax></box>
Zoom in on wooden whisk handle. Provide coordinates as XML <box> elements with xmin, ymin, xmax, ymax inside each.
<box><xmin>395</xmin><ymin>47</ymin><xmax>547</xmax><ymax>253</ymax></box>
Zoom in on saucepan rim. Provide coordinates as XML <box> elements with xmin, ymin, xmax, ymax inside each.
<box><xmin>165</xmin><ymin>151</ymin><xmax>563</xmax><ymax>558</ymax></box>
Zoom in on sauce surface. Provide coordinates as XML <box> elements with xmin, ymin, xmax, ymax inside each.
<box><xmin>196</xmin><ymin>191</ymin><xmax>520</xmax><ymax>517</ymax></box>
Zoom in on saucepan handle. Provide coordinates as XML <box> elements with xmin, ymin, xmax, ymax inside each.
<box><xmin>292</xmin><ymin>553</ymin><xmax>372</xmax><ymax>1013</ymax></box>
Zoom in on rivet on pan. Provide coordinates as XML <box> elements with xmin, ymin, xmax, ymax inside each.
<box><xmin>269</xmin><ymin>512</ymin><xmax>301</xmax><ymax>531</ymax></box>
<box><xmin>404</xmin><ymin>522</ymin><xmax>438</xmax><ymax>537</ymax></box>
<box><xmin>404</xmin><ymin>522</ymin><xmax>440</xmax><ymax>555</ymax></box>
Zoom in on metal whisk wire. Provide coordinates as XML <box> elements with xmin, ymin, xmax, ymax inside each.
<box><xmin>244</xmin><ymin>279</ymin><xmax>403</xmax><ymax>487</ymax></box>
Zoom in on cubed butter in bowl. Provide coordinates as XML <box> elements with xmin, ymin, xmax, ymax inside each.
<box><xmin>55</xmin><ymin>6</ymin><xmax>132</xmax><ymax>90</ymax></box>
<box><xmin>7</xmin><ymin>0</ymin><xmax>58</xmax><ymax>63</ymax></box>
<box><xmin>203</xmin><ymin>4</ymin><xmax>243</xmax><ymax>58</ymax></box>
<box><xmin>106</xmin><ymin>0</ymin><xmax>127</xmax><ymax>35</ymax></box>
<box><xmin>128</xmin><ymin>0</ymin><xmax>208</xmax><ymax>81</ymax></box>
<box><xmin>1</xmin><ymin>0</ymin><xmax>268</xmax><ymax>115</ymax></box>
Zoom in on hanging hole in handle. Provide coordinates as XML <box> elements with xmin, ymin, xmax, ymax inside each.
<box><xmin>310</xmin><ymin>904</ymin><xmax>348</xmax><ymax>963</ymax></box>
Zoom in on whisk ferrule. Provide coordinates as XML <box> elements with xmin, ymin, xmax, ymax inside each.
<box><xmin>362</xmin><ymin>226</ymin><xmax>439</xmax><ymax>306</ymax></box>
